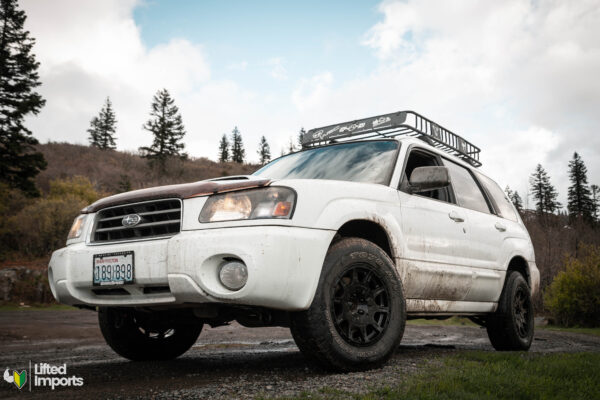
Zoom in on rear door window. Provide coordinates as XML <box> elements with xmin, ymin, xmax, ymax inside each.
<box><xmin>443</xmin><ymin>160</ymin><xmax>491</xmax><ymax>214</ymax></box>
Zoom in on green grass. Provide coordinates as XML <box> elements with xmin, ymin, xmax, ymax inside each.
<box><xmin>540</xmin><ymin>325</ymin><xmax>600</xmax><ymax>337</ymax></box>
<box><xmin>0</xmin><ymin>303</ymin><xmax>76</xmax><ymax>311</ymax></box>
<box><xmin>270</xmin><ymin>352</ymin><xmax>600</xmax><ymax>400</ymax></box>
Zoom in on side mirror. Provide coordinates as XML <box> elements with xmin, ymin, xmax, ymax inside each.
<box><xmin>409</xmin><ymin>166</ymin><xmax>450</xmax><ymax>193</ymax></box>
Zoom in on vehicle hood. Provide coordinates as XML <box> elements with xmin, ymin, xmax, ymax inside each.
<box><xmin>81</xmin><ymin>176</ymin><xmax>271</xmax><ymax>213</ymax></box>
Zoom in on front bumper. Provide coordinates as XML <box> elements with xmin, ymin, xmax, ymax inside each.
<box><xmin>49</xmin><ymin>226</ymin><xmax>334</xmax><ymax>311</ymax></box>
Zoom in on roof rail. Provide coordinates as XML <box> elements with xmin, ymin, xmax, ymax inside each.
<box><xmin>302</xmin><ymin>111</ymin><xmax>481</xmax><ymax>167</ymax></box>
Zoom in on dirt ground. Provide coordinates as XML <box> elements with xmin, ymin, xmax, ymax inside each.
<box><xmin>1</xmin><ymin>309</ymin><xmax>599</xmax><ymax>399</ymax></box>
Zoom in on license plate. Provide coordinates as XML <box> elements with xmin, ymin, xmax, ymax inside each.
<box><xmin>93</xmin><ymin>251</ymin><xmax>134</xmax><ymax>286</ymax></box>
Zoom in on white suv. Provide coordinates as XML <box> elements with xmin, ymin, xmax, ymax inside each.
<box><xmin>49</xmin><ymin>111</ymin><xmax>539</xmax><ymax>371</ymax></box>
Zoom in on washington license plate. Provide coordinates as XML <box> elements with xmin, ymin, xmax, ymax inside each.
<box><xmin>93</xmin><ymin>251</ymin><xmax>134</xmax><ymax>286</ymax></box>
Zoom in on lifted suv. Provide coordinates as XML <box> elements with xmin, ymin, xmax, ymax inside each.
<box><xmin>49</xmin><ymin>111</ymin><xmax>539</xmax><ymax>371</ymax></box>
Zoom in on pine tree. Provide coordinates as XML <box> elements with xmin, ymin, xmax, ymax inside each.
<box><xmin>257</xmin><ymin>135</ymin><xmax>271</xmax><ymax>164</ymax></box>
<box><xmin>529</xmin><ymin>164</ymin><xmax>561</xmax><ymax>214</ymax></box>
<box><xmin>511</xmin><ymin>191</ymin><xmax>523</xmax><ymax>212</ymax></box>
<box><xmin>298</xmin><ymin>127</ymin><xmax>306</xmax><ymax>148</ymax></box>
<box><xmin>88</xmin><ymin>97</ymin><xmax>117</xmax><ymax>150</ymax></box>
<box><xmin>139</xmin><ymin>89</ymin><xmax>187</xmax><ymax>169</ymax></box>
<box><xmin>0</xmin><ymin>0</ymin><xmax>47</xmax><ymax>196</ymax></box>
<box><xmin>288</xmin><ymin>137</ymin><xmax>295</xmax><ymax>154</ymax></box>
<box><xmin>218</xmin><ymin>134</ymin><xmax>229</xmax><ymax>162</ymax></box>
<box><xmin>230</xmin><ymin>126</ymin><xmax>245</xmax><ymax>163</ymax></box>
<box><xmin>567</xmin><ymin>152</ymin><xmax>593</xmax><ymax>220</ymax></box>
<box><xmin>591</xmin><ymin>184</ymin><xmax>599</xmax><ymax>221</ymax></box>
<box><xmin>505</xmin><ymin>186</ymin><xmax>523</xmax><ymax>212</ymax></box>
<box><xmin>529</xmin><ymin>165</ymin><xmax>546</xmax><ymax>213</ymax></box>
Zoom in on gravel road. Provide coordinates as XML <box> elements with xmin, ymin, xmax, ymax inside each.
<box><xmin>1</xmin><ymin>310</ymin><xmax>599</xmax><ymax>399</ymax></box>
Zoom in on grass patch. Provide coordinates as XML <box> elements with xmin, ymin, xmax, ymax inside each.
<box><xmin>272</xmin><ymin>352</ymin><xmax>600</xmax><ymax>400</ymax></box>
<box><xmin>0</xmin><ymin>303</ymin><xmax>76</xmax><ymax>311</ymax></box>
<box><xmin>406</xmin><ymin>316</ymin><xmax>476</xmax><ymax>327</ymax></box>
<box><xmin>540</xmin><ymin>325</ymin><xmax>600</xmax><ymax>337</ymax></box>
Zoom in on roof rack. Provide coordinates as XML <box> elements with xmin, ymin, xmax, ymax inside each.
<box><xmin>302</xmin><ymin>111</ymin><xmax>481</xmax><ymax>167</ymax></box>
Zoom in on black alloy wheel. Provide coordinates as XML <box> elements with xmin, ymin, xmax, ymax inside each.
<box><xmin>98</xmin><ymin>307</ymin><xmax>202</xmax><ymax>361</ymax></box>
<box><xmin>331</xmin><ymin>265</ymin><xmax>390</xmax><ymax>346</ymax></box>
<box><xmin>290</xmin><ymin>237</ymin><xmax>406</xmax><ymax>371</ymax></box>
<box><xmin>513</xmin><ymin>285</ymin><xmax>531</xmax><ymax>339</ymax></box>
<box><xmin>486</xmin><ymin>271</ymin><xmax>534</xmax><ymax>351</ymax></box>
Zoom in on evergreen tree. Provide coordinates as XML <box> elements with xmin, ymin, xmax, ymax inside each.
<box><xmin>511</xmin><ymin>191</ymin><xmax>523</xmax><ymax>212</ymax></box>
<box><xmin>0</xmin><ymin>0</ymin><xmax>46</xmax><ymax>196</ymax></box>
<box><xmin>298</xmin><ymin>127</ymin><xmax>306</xmax><ymax>148</ymax></box>
<box><xmin>505</xmin><ymin>186</ymin><xmax>523</xmax><ymax>212</ymax></box>
<box><xmin>88</xmin><ymin>97</ymin><xmax>117</xmax><ymax>150</ymax></box>
<box><xmin>218</xmin><ymin>134</ymin><xmax>229</xmax><ymax>162</ymax></box>
<box><xmin>591</xmin><ymin>184</ymin><xmax>599</xmax><ymax>221</ymax></box>
<box><xmin>529</xmin><ymin>164</ymin><xmax>561</xmax><ymax>214</ymax></box>
<box><xmin>230</xmin><ymin>126</ymin><xmax>245</xmax><ymax>163</ymax></box>
<box><xmin>567</xmin><ymin>152</ymin><xmax>593</xmax><ymax>220</ymax></box>
<box><xmin>139</xmin><ymin>89</ymin><xmax>187</xmax><ymax>169</ymax></box>
<box><xmin>257</xmin><ymin>135</ymin><xmax>271</xmax><ymax>164</ymax></box>
<box><xmin>288</xmin><ymin>137</ymin><xmax>295</xmax><ymax>154</ymax></box>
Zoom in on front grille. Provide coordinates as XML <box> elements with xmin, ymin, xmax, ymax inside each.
<box><xmin>92</xmin><ymin>199</ymin><xmax>181</xmax><ymax>243</ymax></box>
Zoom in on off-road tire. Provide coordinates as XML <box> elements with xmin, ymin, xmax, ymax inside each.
<box><xmin>290</xmin><ymin>237</ymin><xmax>406</xmax><ymax>371</ymax></box>
<box><xmin>486</xmin><ymin>271</ymin><xmax>534</xmax><ymax>351</ymax></box>
<box><xmin>98</xmin><ymin>307</ymin><xmax>202</xmax><ymax>361</ymax></box>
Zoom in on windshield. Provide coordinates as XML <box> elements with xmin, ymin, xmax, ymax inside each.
<box><xmin>253</xmin><ymin>140</ymin><xmax>399</xmax><ymax>185</ymax></box>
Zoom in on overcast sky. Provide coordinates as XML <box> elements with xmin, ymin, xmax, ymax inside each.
<box><xmin>20</xmin><ymin>0</ymin><xmax>600</xmax><ymax>207</ymax></box>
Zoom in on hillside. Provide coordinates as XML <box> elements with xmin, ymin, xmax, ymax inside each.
<box><xmin>35</xmin><ymin>142</ymin><xmax>260</xmax><ymax>195</ymax></box>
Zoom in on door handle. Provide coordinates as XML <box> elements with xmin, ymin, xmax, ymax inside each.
<box><xmin>495</xmin><ymin>222</ymin><xmax>507</xmax><ymax>232</ymax></box>
<box><xmin>448</xmin><ymin>211</ymin><xmax>465</xmax><ymax>222</ymax></box>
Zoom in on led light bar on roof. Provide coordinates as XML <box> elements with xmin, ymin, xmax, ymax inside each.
<box><xmin>302</xmin><ymin>111</ymin><xmax>482</xmax><ymax>167</ymax></box>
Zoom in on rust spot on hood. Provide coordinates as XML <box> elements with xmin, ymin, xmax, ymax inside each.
<box><xmin>81</xmin><ymin>177</ymin><xmax>271</xmax><ymax>213</ymax></box>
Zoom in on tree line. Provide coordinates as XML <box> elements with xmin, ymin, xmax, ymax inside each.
<box><xmin>505</xmin><ymin>153</ymin><xmax>599</xmax><ymax>223</ymax></box>
<box><xmin>86</xmin><ymin>92</ymin><xmax>306</xmax><ymax>168</ymax></box>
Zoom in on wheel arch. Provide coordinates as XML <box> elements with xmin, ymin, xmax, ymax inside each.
<box><xmin>506</xmin><ymin>255</ymin><xmax>531</xmax><ymax>287</ymax></box>
<box><xmin>333</xmin><ymin>219</ymin><xmax>395</xmax><ymax>261</ymax></box>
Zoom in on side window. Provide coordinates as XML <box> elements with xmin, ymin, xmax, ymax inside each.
<box><xmin>401</xmin><ymin>149</ymin><xmax>450</xmax><ymax>203</ymax></box>
<box><xmin>443</xmin><ymin>160</ymin><xmax>491</xmax><ymax>214</ymax></box>
<box><xmin>475</xmin><ymin>172</ymin><xmax>518</xmax><ymax>222</ymax></box>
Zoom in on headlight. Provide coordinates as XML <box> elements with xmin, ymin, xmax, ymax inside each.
<box><xmin>199</xmin><ymin>187</ymin><xmax>296</xmax><ymax>223</ymax></box>
<box><xmin>67</xmin><ymin>214</ymin><xmax>87</xmax><ymax>240</ymax></box>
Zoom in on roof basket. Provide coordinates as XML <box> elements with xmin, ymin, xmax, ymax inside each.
<box><xmin>302</xmin><ymin>111</ymin><xmax>481</xmax><ymax>167</ymax></box>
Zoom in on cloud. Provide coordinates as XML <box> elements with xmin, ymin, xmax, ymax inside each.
<box><xmin>20</xmin><ymin>0</ymin><xmax>298</xmax><ymax>163</ymax></box>
<box><xmin>227</xmin><ymin>61</ymin><xmax>248</xmax><ymax>71</ymax></box>
<box><xmin>293</xmin><ymin>0</ymin><xmax>600</xmax><ymax>205</ymax></box>
<box><xmin>292</xmin><ymin>72</ymin><xmax>333</xmax><ymax>112</ymax></box>
<box><xmin>267</xmin><ymin>57</ymin><xmax>288</xmax><ymax>80</ymax></box>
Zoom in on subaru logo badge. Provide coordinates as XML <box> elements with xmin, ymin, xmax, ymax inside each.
<box><xmin>122</xmin><ymin>214</ymin><xmax>141</xmax><ymax>227</ymax></box>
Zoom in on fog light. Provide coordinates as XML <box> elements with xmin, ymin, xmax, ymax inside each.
<box><xmin>218</xmin><ymin>260</ymin><xmax>248</xmax><ymax>291</ymax></box>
